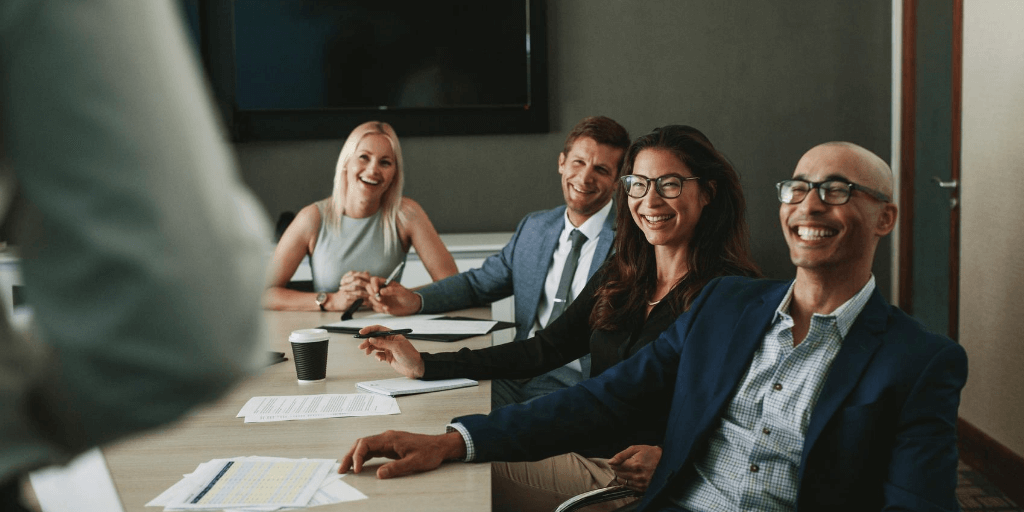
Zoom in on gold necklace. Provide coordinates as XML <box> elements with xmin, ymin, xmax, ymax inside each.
<box><xmin>649</xmin><ymin>273</ymin><xmax>684</xmax><ymax>307</ymax></box>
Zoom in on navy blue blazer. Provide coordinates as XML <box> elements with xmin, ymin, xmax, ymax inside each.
<box><xmin>417</xmin><ymin>204</ymin><xmax>615</xmax><ymax>341</ymax></box>
<box><xmin>456</xmin><ymin>276</ymin><xmax>968</xmax><ymax>512</ymax></box>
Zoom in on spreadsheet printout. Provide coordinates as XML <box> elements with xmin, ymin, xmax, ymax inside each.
<box><xmin>163</xmin><ymin>457</ymin><xmax>333</xmax><ymax>509</ymax></box>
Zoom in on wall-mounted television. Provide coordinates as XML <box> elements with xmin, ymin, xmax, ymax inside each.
<box><xmin>184</xmin><ymin>0</ymin><xmax>548</xmax><ymax>141</ymax></box>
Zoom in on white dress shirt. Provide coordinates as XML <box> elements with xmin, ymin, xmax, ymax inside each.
<box><xmin>529</xmin><ymin>200</ymin><xmax>613</xmax><ymax>372</ymax></box>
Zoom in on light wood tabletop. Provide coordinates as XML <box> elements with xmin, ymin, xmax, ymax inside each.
<box><xmin>102</xmin><ymin>308</ymin><xmax>495</xmax><ymax>511</ymax></box>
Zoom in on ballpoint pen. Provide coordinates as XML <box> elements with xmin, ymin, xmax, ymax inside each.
<box><xmin>353</xmin><ymin>328</ymin><xmax>413</xmax><ymax>339</ymax></box>
<box><xmin>341</xmin><ymin>261</ymin><xmax>405</xmax><ymax>320</ymax></box>
<box><xmin>375</xmin><ymin>261</ymin><xmax>406</xmax><ymax>299</ymax></box>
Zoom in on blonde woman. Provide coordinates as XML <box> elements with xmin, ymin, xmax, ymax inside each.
<box><xmin>264</xmin><ymin>122</ymin><xmax>457</xmax><ymax>311</ymax></box>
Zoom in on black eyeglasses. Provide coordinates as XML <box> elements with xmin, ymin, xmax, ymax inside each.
<box><xmin>776</xmin><ymin>179</ymin><xmax>891</xmax><ymax>205</ymax></box>
<box><xmin>620</xmin><ymin>174</ymin><xmax>699</xmax><ymax>199</ymax></box>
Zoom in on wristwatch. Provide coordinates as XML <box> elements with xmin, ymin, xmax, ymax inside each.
<box><xmin>315</xmin><ymin>292</ymin><xmax>328</xmax><ymax>311</ymax></box>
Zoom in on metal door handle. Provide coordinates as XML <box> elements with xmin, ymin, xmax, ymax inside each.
<box><xmin>931</xmin><ymin>177</ymin><xmax>958</xmax><ymax>189</ymax></box>
<box><xmin>931</xmin><ymin>177</ymin><xmax>959</xmax><ymax>209</ymax></box>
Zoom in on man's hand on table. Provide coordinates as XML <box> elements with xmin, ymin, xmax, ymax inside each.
<box><xmin>340</xmin><ymin>430</ymin><xmax>467</xmax><ymax>479</ymax></box>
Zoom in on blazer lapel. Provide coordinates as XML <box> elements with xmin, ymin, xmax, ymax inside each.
<box><xmin>800</xmin><ymin>289</ymin><xmax>889</xmax><ymax>469</ymax></box>
<box><xmin>703</xmin><ymin>283</ymin><xmax>789</xmax><ymax>414</ymax></box>
<box><xmin>587</xmin><ymin>205</ymin><xmax>616</xmax><ymax>279</ymax></box>
<box><xmin>515</xmin><ymin>208</ymin><xmax>563</xmax><ymax>328</ymax></box>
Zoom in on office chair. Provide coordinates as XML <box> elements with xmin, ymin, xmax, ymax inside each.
<box><xmin>275</xmin><ymin>211</ymin><xmax>295</xmax><ymax>242</ymax></box>
<box><xmin>284</xmin><ymin>280</ymin><xmax>314</xmax><ymax>292</ymax></box>
<box><xmin>554</xmin><ymin>485</ymin><xmax>642</xmax><ymax>512</ymax></box>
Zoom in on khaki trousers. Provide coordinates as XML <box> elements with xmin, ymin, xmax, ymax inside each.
<box><xmin>492</xmin><ymin>453</ymin><xmax>640</xmax><ymax>512</ymax></box>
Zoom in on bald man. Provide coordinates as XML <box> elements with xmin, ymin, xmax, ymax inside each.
<box><xmin>341</xmin><ymin>143</ymin><xmax>967</xmax><ymax>512</ymax></box>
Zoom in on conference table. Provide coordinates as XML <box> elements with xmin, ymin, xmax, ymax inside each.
<box><xmin>102</xmin><ymin>308</ymin><xmax>495</xmax><ymax>511</ymax></box>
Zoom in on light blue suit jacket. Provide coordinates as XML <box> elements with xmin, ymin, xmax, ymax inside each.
<box><xmin>418</xmin><ymin>204</ymin><xmax>615</xmax><ymax>342</ymax></box>
<box><xmin>457</xmin><ymin>276</ymin><xmax>968</xmax><ymax>512</ymax></box>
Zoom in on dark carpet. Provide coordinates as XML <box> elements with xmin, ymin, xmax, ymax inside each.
<box><xmin>958</xmin><ymin>460</ymin><xmax>1021</xmax><ymax>511</ymax></box>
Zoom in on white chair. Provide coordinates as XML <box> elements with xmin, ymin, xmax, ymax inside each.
<box><xmin>28</xmin><ymin>448</ymin><xmax>126</xmax><ymax>512</ymax></box>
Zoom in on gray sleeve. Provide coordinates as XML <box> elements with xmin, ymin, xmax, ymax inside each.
<box><xmin>0</xmin><ymin>0</ymin><xmax>271</xmax><ymax>477</ymax></box>
<box><xmin>416</xmin><ymin>215</ymin><xmax>528</xmax><ymax>313</ymax></box>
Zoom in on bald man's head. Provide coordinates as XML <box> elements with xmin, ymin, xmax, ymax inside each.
<box><xmin>812</xmin><ymin>142</ymin><xmax>894</xmax><ymax>198</ymax></box>
<box><xmin>780</xmin><ymin>142</ymin><xmax>898</xmax><ymax>280</ymax></box>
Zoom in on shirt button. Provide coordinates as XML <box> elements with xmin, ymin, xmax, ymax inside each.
<box><xmin>750</xmin><ymin>464</ymin><xmax>760</xmax><ymax>473</ymax></box>
<box><xmin>762</xmin><ymin>427</ymin><xmax>771</xmax><ymax>435</ymax></box>
<box><xmin>773</xmin><ymin>383</ymin><xmax>783</xmax><ymax>391</ymax></box>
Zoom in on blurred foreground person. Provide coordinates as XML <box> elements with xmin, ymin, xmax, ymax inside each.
<box><xmin>1</xmin><ymin>1</ymin><xmax>272</xmax><ymax>508</ymax></box>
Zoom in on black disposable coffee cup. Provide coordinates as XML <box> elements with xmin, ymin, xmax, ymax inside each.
<box><xmin>289</xmin><ymin>328</ymin><xmax>329</xmax><ymax>383</ymax></box>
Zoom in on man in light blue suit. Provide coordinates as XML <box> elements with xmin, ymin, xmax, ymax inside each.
<box><xmin>370</xmin><ymin>116</ymin><xmax>630</xmax><ymax>406</ymax></box>
<box><xmin>344</xmin><ymin>142</ymin><xmax>968</xmax><ymax>512</ymax></box>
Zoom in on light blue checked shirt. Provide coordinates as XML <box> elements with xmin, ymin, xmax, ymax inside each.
<box><xmin>670</xmin><ymin>276</ymin><xmax>876</xmax><ymax>512</ymax></box>
<box><xmin>447</xmin><ymin>422</ymin><xmax>477</xmax><ymax>461</ymax></box>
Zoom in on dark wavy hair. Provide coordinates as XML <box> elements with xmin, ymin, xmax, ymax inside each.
<box><xmin>590</xmin><ymin>125</ymin><xmax>761</xmax><ymax>331</ymax></box>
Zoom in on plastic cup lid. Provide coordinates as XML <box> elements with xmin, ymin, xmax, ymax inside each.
<box><xmin>289</xmin><ymin>328</ymin><xmax>329</xmax><ymax>343</ymax></box>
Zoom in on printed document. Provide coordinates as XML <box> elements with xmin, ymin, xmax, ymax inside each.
<box><xmin>147</xmin><ymin>456</ymin><xmax>332</xmax><ymax>510</ymax></box>
<box><xmin>147</xmin><ymin>458</ymin><xmax>366</xmax><ymax>510</ymax></box>
<box><xmin>237</xmin><ymin>394</ymin><xmax>400</xmax><ymax>423</ymax></box>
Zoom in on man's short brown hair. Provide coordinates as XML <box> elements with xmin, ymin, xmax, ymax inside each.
<box><xmin>562</xmin><ymin>116</ymin><xmax>631</xmax><ymax>167</ymax></box>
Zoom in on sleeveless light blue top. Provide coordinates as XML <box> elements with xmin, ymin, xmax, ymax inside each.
<box><xmin>310</xmin><ymin>200</ymin><xmax>407</xmax><ymax>292</ymax></box>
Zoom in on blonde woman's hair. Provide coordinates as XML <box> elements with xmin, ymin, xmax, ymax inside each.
<box><xmin>324</xmin><ymin>121</ymin><xmax>406</xmax><ymax>254</ymax></box>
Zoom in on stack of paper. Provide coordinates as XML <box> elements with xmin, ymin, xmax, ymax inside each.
<box><xmin>146</xmin><ymin>456</ymin><xmax>366</xmax><ymax>510</ymax></box>
<box><xmin>237</xmin><ymin>394</ymin><xmax>400</xmax><ymax>423</ymax></box>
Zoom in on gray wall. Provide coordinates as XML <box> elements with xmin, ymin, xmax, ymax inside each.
<box><xmin>235</xmin><ymin>0</ymin><xmax>892</xmax><ymax>287</ymax></box>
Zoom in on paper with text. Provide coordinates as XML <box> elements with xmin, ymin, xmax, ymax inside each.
<box><xmin>237</xmin><ymin>394</ymin><xmax>399</xmax><ymax>423</ymax></box>
<box><xmin>147</xmin><ymin>458</ymin><xmax>366</xmax><ymax>510</ymax></box>
<box><xmin>152</xmin><ymin>457</ymin><xmax>333</xmax><ymax>510</ymax></box>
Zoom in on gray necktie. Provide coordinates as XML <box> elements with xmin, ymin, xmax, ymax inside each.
<box><xmin>548</xmin><ymin>229</ymin><xmax>588</xmax><ymax>325</ymax></box>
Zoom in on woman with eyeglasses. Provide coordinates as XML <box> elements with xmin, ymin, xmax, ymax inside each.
<box><xmin>356</xmin><ymin>125</ymin><xmax>760</xmax><ymax>512</ymax></box>
<box><xmin>263</xmin><ymin>121</ymin><xmax>458</xmax><ymax>312</ymax></box>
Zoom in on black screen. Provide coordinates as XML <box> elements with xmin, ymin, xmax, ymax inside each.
<box><xmin>234</xmin><ymin>1</ymin><xmax>531</xmax><ymax>111</ymax></box>
<box><xmin>182</xmin><ymin>0</ymin><xmax>547</xmax><ymax>140</ymax></box>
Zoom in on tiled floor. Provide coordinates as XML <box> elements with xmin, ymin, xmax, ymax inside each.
<box><xmin>958</xmin><ymin>460</ymin><xmax>1021</xmax><ymax>511</ymax></box>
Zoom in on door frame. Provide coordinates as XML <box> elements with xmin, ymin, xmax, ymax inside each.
<box><xmin>896</xmin><ymin>0</ymin><xmax>916</xmax><ymax>315</ymax></box>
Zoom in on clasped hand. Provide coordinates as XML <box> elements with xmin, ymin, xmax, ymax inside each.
<box><xmin>357</xmin><ymin>324</ymin><xmax>425</xmax><ymax>378</ymax></box>
<box><xmin>331</xmin><ymin>271</ymin><xmax>372</xmax><ymax>311</ymax></box>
